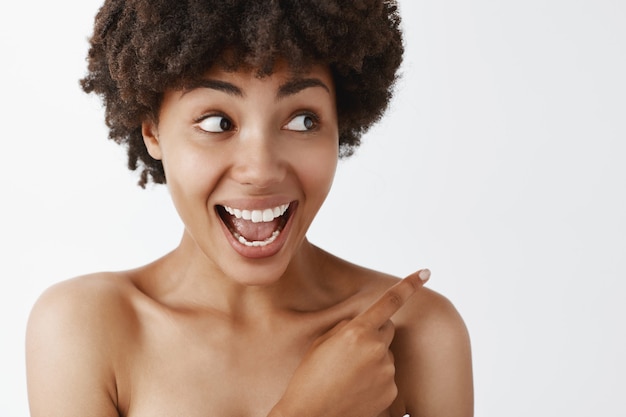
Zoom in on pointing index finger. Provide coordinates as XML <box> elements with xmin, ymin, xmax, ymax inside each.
<box><xmin>355</xmin><ymin>269</ymin><xmax>430</xmax><ymax>329</ymax></box>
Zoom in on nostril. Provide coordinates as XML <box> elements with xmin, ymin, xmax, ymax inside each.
<box><xmin>232</xmin><ymin>155</ymin><xmax>287</xmax><ymax>188</ymax></box>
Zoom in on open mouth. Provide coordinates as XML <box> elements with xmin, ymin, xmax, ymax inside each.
<box><xmin>216</xmin><ymin>202</ymin><xmax>295</xmax><ymax>248</ymax></box>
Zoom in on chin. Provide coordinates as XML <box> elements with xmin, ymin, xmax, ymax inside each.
<box><xmin>221</xmin><ymin>259</ymin><xmax>291</xmax><ymax>287</ymax></box>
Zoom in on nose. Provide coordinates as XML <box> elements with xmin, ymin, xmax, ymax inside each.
<box><xmin>230</xmin><ymin>128</ymin><xmax>287</xmax><ymax>189</ymax></box>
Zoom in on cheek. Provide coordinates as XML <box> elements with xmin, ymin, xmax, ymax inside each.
<box><xmin>296</xmin><ymin>139</ymin><xmax>338</xmax><ymax>200</ymax></box>
<box><xmin>160</xmin><ymin>142</ymin><xmax>224</xmax><ymax>213</ymax></box>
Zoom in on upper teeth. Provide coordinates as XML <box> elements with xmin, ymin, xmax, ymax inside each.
<box><xmin>222</xmin><ymin>204</ymin><xmax>289</xmax><ymax>223</ymax></box>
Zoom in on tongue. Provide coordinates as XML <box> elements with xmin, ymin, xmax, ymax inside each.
<box><xmin>230</xmin><ymin>217</ymin><xmax>280</xmax><ymax>241</ymax></box>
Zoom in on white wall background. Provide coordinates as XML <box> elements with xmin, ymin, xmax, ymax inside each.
<box><xmin>1</xmin><ymin>0</ymin><xmax>624</xmax><ymax>416</ymax></box>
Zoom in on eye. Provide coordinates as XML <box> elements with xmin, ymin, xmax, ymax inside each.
<box><xmin>283</xmin><ymin>114</ymin><xmax>318</xmax><ymax>131</ymax></box>
<box><xmin>197</xmin><ymin>115</ymin><xmax>233</xmax><ymax>133</ymax></box>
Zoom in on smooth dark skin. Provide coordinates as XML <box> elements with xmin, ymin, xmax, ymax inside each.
<box><xmin>26</xmin><ymin>63</ymin><xmax>473</xmax><ymax>417</ymax></box>
<box><xmin>27</xmin><ymin>259</ymin><xmax>472</xmax><ymax>417</ymax></box>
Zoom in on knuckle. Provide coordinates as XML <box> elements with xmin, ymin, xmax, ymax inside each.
<box><xmin>372</xmin><ymin>342</ymin><xmax>388</xmax><ymax>358</ymax></box>
<box><xmin>384</xmin><ymin>358</ymin><xmax>396</xmax><ymax>377</ymax></box>
<box><xmin>334</xmin><ymin>319</ymin><xmax>351</xmax><ymax>332</ymax></box>
<box><xmin>389</xmin><ymin>382</ymin><xmax>399</xmax><ymax>401</ymax></box>
<box><xmin>381</xmin><ymin>382</ymin><xmax>399</xmax><ymax>407</ymax></box>
<box><xmin>385</xmin><ymin>290</ymin><xmax>403</xmax><ymax>308</ymax></box>
<box><xmin>382</xmin><ymin>319</ymin><xmax>395</xmax><ymax>332</ymax></box>
<box><xmin>343</xmin><ymin>324</ymin><xmax>365</xmax><ymax>343</ymax></box>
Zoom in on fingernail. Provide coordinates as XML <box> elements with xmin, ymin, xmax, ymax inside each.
<box><xmin>418</xmin><ymin>269</ymin><xmax>431</xmax><ymax>282</ymax></box>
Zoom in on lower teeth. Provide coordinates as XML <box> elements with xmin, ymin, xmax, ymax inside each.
<box><xmin>233</xmin><ymin>229</ymin><xmax>281</xmax><ymax>247</ymax></box>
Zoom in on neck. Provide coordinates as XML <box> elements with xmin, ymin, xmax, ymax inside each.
<box><xmin>135</xmin><ymin>232</ymin><xmax>342</xmax><ymax>320</ymax></box>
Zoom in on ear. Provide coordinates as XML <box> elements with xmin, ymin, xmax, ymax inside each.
<box><xmin>141</xmin><ymin>119</ymin><xmax>163</xmax><ymax>160</ymax></box>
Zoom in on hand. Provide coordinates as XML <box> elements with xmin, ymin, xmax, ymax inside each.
<box><xmin>271</xmin><ymin>269</ymin><xmax>431</xmax><ymax>417</ymax></box>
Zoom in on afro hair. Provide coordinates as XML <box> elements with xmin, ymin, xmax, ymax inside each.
<box><xmin>81</xmin><ymin>0</ymin><xmax>404</xmax><ymax>187</ymax></box>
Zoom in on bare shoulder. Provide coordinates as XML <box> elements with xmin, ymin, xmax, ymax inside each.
<box><xmin>26</xmin><ymin>271</ymin><xmax>140</xmax><ymax>376</ymax></box>
<box><xmin>394</xmin><ymin>284</ymin><xmax>470</xmax><ymax>341</ymax></box>
<box><xmin>26</xmin><ymin>272</ymin><xmax>136</xmax><ymax>417</ymax></box>
<box><xmin>27</xmin><ymin>272</ymin><xmax>136</xmax><ymax>340</ymax></box>
<box><xmin>331</xmin><ymin>260</ymin><xmax>473</xmax><ymax>416</ymax></box>
<box><xmin>392</xmin><ymin>281</ymin><xmax>474</xmax><ymax>417</ymax></box>
<box><xmin>333</xmin><ymin>261</ymin><xmax>468</xmax><ymax>344</ymax></box>
<box><xmin>351</xmin><ymin>266</ymin><xmax>471</xmax><ymax>349</ymax></box>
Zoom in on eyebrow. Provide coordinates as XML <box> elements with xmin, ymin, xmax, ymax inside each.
<box><xmin>182</xmin><ymin>79</ymin><xmax>244</xmax><ymax>97</ymax></box>
<box><xmin>181</xmin><ymin>77</ymin><xmax>330</xmax><ymax>99</ymax></box>
<box><xmin>276</xmin><ymin>78</ymin><xmax>331</xmax><ymax>99</ymax></box>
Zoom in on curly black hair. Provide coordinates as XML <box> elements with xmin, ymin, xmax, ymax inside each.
<box><xmin>80</xmin><ymin>0</ymin><xmax>404</xmax><ymax>187</ymax></box>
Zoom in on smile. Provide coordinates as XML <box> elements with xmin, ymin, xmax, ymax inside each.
<box><xmin>216</xmin><ymin>203</ymin><xmax>294</xmax><ymax>248</ymax></box>
<box><xmin>222</xmin><ymin>204</ymin><xmax>290</xmax><ymax>223</ymax></box>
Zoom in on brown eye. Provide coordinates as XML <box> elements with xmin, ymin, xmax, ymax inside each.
<box><xmin>198</xmin><ymin>115</ymin><xmax>233</xmax><ymax>132</ymax></box>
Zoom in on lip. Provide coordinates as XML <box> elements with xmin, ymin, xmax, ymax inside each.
<box><xmin>216</xmin><ymin>200</ymin><xmax>298</xmax><ymax>259</ymax></box>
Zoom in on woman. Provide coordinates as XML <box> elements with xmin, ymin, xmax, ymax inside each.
<box><xmin>26</xmin><ymin>1</ymin><xmax>473</xmax><ymax>416</ymax></box>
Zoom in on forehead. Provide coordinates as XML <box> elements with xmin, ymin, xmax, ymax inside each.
<box><xmin>159</xmin><ymin>60</ymin><xmax>336</xmax><ymax>117</ymax></box>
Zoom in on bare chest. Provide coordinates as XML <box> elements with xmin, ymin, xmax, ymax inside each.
<box><xmin>113</xmin><ymin>281</ymin><xmax>409</xmax><ymax>417</ymax></box>
<box><xmin>116</xmin><ymin>315</ymin><xmax>318</xmax><ymax>417</ymax></box>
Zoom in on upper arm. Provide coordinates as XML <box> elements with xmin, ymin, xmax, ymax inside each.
<box><xmin>392</xmin><ymin>289</ymin><xmax>474</xmax><ymax>417</ymax></box>
<box><xmin>26</xmin><ymin>278</ymin><xmax>121</xmax><ymax>417</ymax></box>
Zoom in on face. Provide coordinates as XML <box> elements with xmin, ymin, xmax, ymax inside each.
<box><xmin>142</xmin><ymin>61</ymin><xmax>339</xmax><ymax>286</ymax></box>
